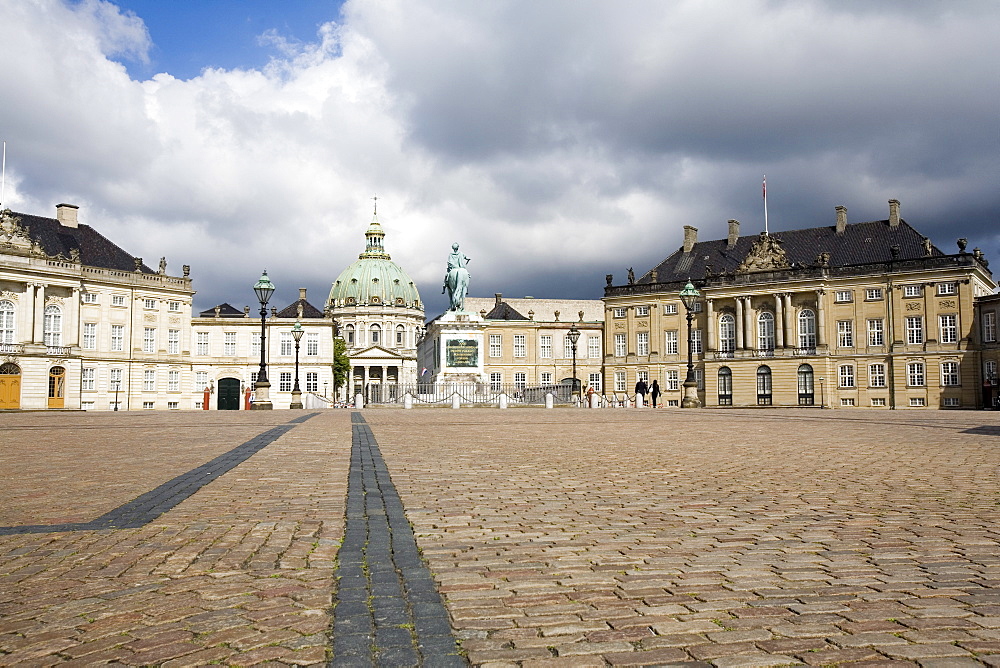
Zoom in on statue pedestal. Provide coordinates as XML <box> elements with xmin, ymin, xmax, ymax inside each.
<box><xmin>420</xmin><ymin>310</ymin><xmax>486</xmax><ymax>387</ymax></box>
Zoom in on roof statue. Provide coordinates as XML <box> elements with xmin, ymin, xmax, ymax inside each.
<box><xmin>443</xmin><ymin>242</ymin><xmax>470</xmax><ymax>311</ymax></box>
<box><xmin>736</xmin><ymin>232</ymin><xmax>791</xmax><ymax>273</ymax></box>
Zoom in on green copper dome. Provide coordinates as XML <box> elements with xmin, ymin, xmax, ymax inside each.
<box><xmin>327</xmin><ymin>217</ymin><xmax>423</xmax><ymax>310</ymax></box>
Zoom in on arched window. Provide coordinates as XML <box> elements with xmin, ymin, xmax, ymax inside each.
<box><xmin>757</xmin><ymin>312</ymin><xmax>775</xmax><ymax>351</ymax></box>
<box><xmin>718</xmin><ymin>366</ymin><xmax>733</xmax><ymax>405</ymax></box>
<box><xmin>0</xmin><ymin>300</ymin><xmax>14</xmax><ymax>344</ymax></box>
<box><xmin>344</xmin><ymin>324</ymin><xmax>355</xmax><ymax>345</ymax></box>
<box><xmin>370</xmin><ymin>323</ymin><xmax>381</xmax><ymax>344</ymax></box>
<box><xmin>396</xmin><ymin>324</ymin><xmax>405</xmax><ymax>347</ymax></box>
<box><xmin>719</xmin><ymin>314</ymin><xmax>735</xmax><ymax>354</ymax></box>
<box><xmin>43</xmin><ymin>305</ymin><xmax>62</xmax><ymax>347</ymax></box>
<box><xmin>756</xmin><ymin>365</ymin><xmax>772</xmax><ymax>405</ymax></box>
<box><xmin>798</xmin><ymin>309</ymin><xmax>816</xmax><ymax>350</ymax></box>
<box><xmin>797</xmin><ymin>364</ymin><xmax>814</xmax><ymax>405</ymax></box>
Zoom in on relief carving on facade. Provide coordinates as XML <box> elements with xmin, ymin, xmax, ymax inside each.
<box><xmin>144</xmin><ymin>313</ymin><xmax>157</xmax><ymax>322</ymax></box>
<box><xmin>939</xmin><ymin>300</ymin><xmax>957</xmax><ymax>309</ymax></box>
<box><xmin>906</xmin><ymin>302</ymin><xmax>923</xmax><ymax>311</ymax></box>
<box><xmin>736</xmin><ymin>233</ymin><xmax>791</xmax><ymax>273</ymax></box>
<box><xmin>44</xmin><ymin>295</ymin><xmax>64</xmax><ymax>306</ymax></box>
<box><xmin>635</xmin><ymin>320</ymin><xmax>649</xmax><ymax>328</ymax></box>
<box><xmin>0</xmin><ymin>290</ymin><xmax>18</xmax><ymax>302</ymax></box>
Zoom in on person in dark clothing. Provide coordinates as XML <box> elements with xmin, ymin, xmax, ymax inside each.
<box><xmin>635</xmin><ymin>378</ymin><xmax>648</xmax><ymax>407</ymax></box>
<box><xmin>650</xmin><ymin>379</ymin><xmax>661</xmax><ymax>408</ymax></box>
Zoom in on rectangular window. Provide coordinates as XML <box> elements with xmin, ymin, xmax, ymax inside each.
<box><xmin>540</xmin><ymin>372</ymin><xmax>553</xmax><ymax>385</ymax></box>
<box><xmin>695</xmin><ymin>368</ymin><xmax>704</xmax><ymax>390</ymax></box>
<box><xmin>612</xmin><ymin>307</ymin><xmax>626</xmax><ymax>318</ymax></box>
<box><xmin>251</xmin><ymin>334</ymin><xmax>260</xmax><ymax>358</ymax></box>
<box><xmin>871</xmin><ymin>397</ymin><xmax>886</xmax><ymax>407</ymax></box>
<box><xmin>614</xmin><ymin>371</ymin><xmax>626</xmax><ymax>392</ymax></box>
<box><xmin>396</xmin><ymin>328</ymin><xmax>404</xmax><ymax>346</ymax></box>
<box><xmin>81</xmin><ymin>401</ymin><xmax>95</xmax><ymax>410</ymax></box>
<box><xmin>837</xmin><ymin>320</ymin><xmax>854</xmax><ymax>347</ymax></box>
<box><xmin>224</xmin><ymin>332</ymin><xmax>237</xmax><ymax>356</ymax></box>
<box><xmin>143</xmin><ymin>369</ymin><xmax>155</xmax><ymax>391</ymax></box>
<box><xmin>865</xmin><ymin>288</ymin><xmax>883</xmax><ymax>301</ymax></box>
<box><xmin>636</xmin><ymin>370</ymin><xmax>648</xmax><ymax>383</ymax></box>
<box><xmin>168</xmin><ymin>329</ymin><xmax>180</xmax><ymax>354</ymax></box>
<box><xmin>587</xmin><ymin>372</ymin><xmax>602</xmax><ymax>392</ymax></box>
<box><xmin>82</xmin><ymin>368</ymin><xmax>95</xmax><ymax>391</ymax></box>
<box><xmin>614</xmin><ymin>333</ymin><xmax>626</xmax><ymax>357</ymax></box>
<box><xmin>635</xmin><ymin>306</ymin><xmax>649</xmax><ymax>317</ymax></box>
<box><xmin>985</xmin><ymin>311</ymin><xmax>997</xmax><ymax>343</ymax></box>
<box><xmin>868</xmin><ymin>319</ymin><xmax>884</xmax><ymax>346</ymax></box>
<box><xmin>143</xmin><ymin>298</ymin><xmax>156</xmax><ymax>309</ymax></box>
<box><xmin>110</xmin><ymin>368</ymin><xmax>122</xmax><ymax>391</ymax></box>
<box><xmin>82</xmin><ymin>292</ymin><xmax>98</xmax><ymax>304</ymax></box>
<box><xmin>906</xmin><ymin>317</ymin><xmax>924</xmax><ymax>344</ymax></box>
<box><xmin>691</xmin><ymin>329</ymin><xmax>702</xmax><ymax>354</ymax></box>
<box><xmin>489</xmin><ymin>372</ymin><xmax>502</xmax><ymax>390</ymax></box>
<box><xmin>692</xmin><ymin>302</ymin><xmax>703</xmax><ymax>313</ymax></box>
<box><xmin>489</xmin><ymin>334</ymin><xmax>502</xmax><ymax>357</ymax></box>
<box><xmin>636</xmin><ymin>332</ymin><xmax>649</xmax><ymax>356</ymax></box>
<box><xmin>835</xmin><ymin>290</ymin><xmax>853</xmax><ymax>303</ymax></box>
<box><xmin>306</xmin><ymin>333</ymin><xmax>319</xmax><ymax>356</ymax></box>
<box><xmin>941</xmin><ymin>361</ymin><xmax>959</xmax><ymax>386</ymax></box>
<box><xmin>168</xmin><ymin>370</ymin><xmax>180</xmax><ymax>391</ymax></box>
<box><xmin>111</xmin><ymin>294</ymin><xmax>126</xmax><ymax>306</ymax></box>
<box><xmin>937</xmin><ymin>282</ymin><xmax>956</xmax><ymax>296</ymax></box>
<box><xmin>514</xmin><ymin>372</ymin><xmax>526</xmax><ymax>389</ymax></box>
<box><xmin>904</xmin><ymin>284</ymin><xmax>922</xmax><ymax>297</ymax></box>
<box><xmin>939</xmin><ymin>314</ymin><xmax>957</xmax><ymax>344</ymax></box>
<box><xmin>143</xmin><ymin>327</ymin><xmax>156</xmax><ymax>353</ymax></box>
<box><xmin>539</xmin><ymin>335</ymin><xmax>552</xmax><ymax>358</ymax></box>
<box><xmin>986</xmin><ymin>360</ymin><xmax>998</xmax><ymax>382</ymax></box>
<box><xmin>664</xmin><ymin>330</ymin><xmax>678</xmax><ymax>355</ymax></box>
<box><xmin>111</xmin><ymin>324</ymin><xmax>125</xmax><ymax>352</ymax></box>
<box><xmin>279</xmin><ymin>372</ymin><xmax>292</xmax><ymax>392</ymax></box>
<box><xmin>588</xmin><ymin>335</ymin><xmax>601</xmax><ymax>359</ymax></box>
<box><xmin>841</xmin><ymin>398</ymin><xmax>856</xmax><ymax>406</ymax></box>
<box><xmin>195</xmin><ymin>371</ymin><xmax>208</xmax><ymax>390</ymax></box>
<box><xmin>250</xmin><ymin>371</ymin><xmax>258</xmax><ymax>385</ymax></box>
<box><xmin>168</xmin><ymin>301</ymin><xmax>180</xmax><ymax>312</ymax></box>
<box><xmin>82</xmin><ymin>322</ymin><xmax>97</xmax><ymax>350</ymax></box>
<box><xmin>942</xmin><ymin>397</ymin><xmax>960</xmax><ymax>407</ymax></box>
<box><xmin>910</xmin><ymin>397</ymin><xmax>926</xmax><ymax>407</ymax></box>
<box><xmin>663</xmin><ymin>303</ymin><xmax>677</xmax><ymax>315</ymax></box>
<box><xmin>306</xmin><ymin>372</ymin><xmax>318</xmax><ymax>392</ymax></box>
<box><xmin>907</xmin><ymin>361</ymin><xmax>925</xmax><ymax>386</ymax></box>
<box><xmin>666</xmin><ymin>369</ymin><xmax>679</xmax><ymax>391</ymax></box>
<box><xmin>194</xmin><ymin>401</ymin><xmax>203</xmax><ymax>410</ymax></box>
<box><xmin>563</xmin><ymin>335</ymin><xmax>574</xmax><ymax>358</ymax></box>
<box><xmin>143</xmin><ymin>401</ymin><xmax>154</xmax><ymax>409</ymax></box>
<box><xmin>196</xmin><ymin>332</ymin><xmax>209</xmax><ymax>356</ymax></box>
<box><xmin>513</xmin><ymin>334</ymin><xmax>526</xmax><ymax>357</ymax></box>
<box><xmin>869</xmin><ymin>363</ymin><xmax>886</xmax><ymax>388</ymax></box>
<box><xmin>280</xmin><ymin>332</ymin><xmax>293</xmax><ymax>356</ymax></box>
<box><xmin>168</xmin><ymin>401</ymin><xmax>179</xmax><ymax>409</ymax></box>
<box><xmin>839</xmin><ymin>365</ymin><xmax>855</xmax><ymax>388</ymax></box>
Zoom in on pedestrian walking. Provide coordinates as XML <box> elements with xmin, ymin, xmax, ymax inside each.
<box><xmin>650</xmin><ymin>379</ymin><xmax>660</xmax><ymax>408</ymax></box>
<box><xmin>635</xmin><ymin>378</ymin><xmax>648</xmax><ymax>407</ymax></box>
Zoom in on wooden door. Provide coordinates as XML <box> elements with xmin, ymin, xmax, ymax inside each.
<box><xmin>217</xmin><ymin>377</ymin><xmax>241</xmax><ymax>410</ymax></box>
<box><xmin>48</xmin><ymin>366</ymin><xmax>65</xmax><ymax>409</ymax></box>
<box><xmin>0</xmin><ymin>364</ymin><xmax>20</xmax><ymax>410</ymax></box>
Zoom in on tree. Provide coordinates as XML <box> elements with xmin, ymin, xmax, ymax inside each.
<box><xmin>332</xmin><ymin>337</ymin><xmax>350</xmax><ymax>396</ymax></box>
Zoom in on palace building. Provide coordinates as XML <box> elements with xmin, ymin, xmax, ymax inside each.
<box><xmin>603</xmin><ymin>200</ymin><xmax>996</xmax><ymax>409</ymax></box>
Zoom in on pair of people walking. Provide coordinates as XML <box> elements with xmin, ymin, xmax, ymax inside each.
<box><xmin>634</xmin><ymin>379</ymin><xmax>661</xmax><ymax>408</ymax></box>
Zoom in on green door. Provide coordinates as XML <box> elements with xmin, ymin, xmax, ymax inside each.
<box><xmin>217</xmin><ymin>377</ymin><xmax>241</xmax><ymax>410</ymax></box>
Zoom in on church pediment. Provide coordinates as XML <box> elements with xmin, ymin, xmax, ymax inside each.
<box><xmin>351</xmin><ymin>345</ymin><xmax>403</xmax><ymax>360</ymax></box>
<box><xmin>736</xmin><ymin>232</ymin><xmax>790</xmax><ymax>273</ymax></box>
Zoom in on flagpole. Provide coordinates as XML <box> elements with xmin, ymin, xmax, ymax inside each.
<box><xmin>762</xmin><ymin>174</ymin><xmax>768</xmax><ymax>235</ymax></box>
<box><xmin>1</xmin><ymin>141</ymin><xmax>6</xmax><ymax>208</ymax></box>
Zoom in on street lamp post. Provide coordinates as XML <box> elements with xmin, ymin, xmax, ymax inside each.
<box><xmin>567</xmin><ymin>323</ymin><xmax>580</xmax><ymax>402</ymax></box>
<box><xmin>113</xmin><ymin>379</ymin><xmax>119</xmax><ymax>411</ymax></box>
<box><xmin>679</xmin><ymin>280</ymin><xmax>702</xmax><ymax>408</ymax></box>
<box><xmin>290</xmin><ymin>320</ymin><xmax>304</xmax><ymax>409</ymax></box>
<box><xmin>251</xmin><ymin>270</ymin><xmax>275</xmax><ymax>410</ymax></box>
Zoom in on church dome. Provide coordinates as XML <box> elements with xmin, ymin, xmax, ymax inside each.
<box><xmin>327</xmin><ymin>217</ymin><xmax>422</xmax><ymax>310</ymax></box>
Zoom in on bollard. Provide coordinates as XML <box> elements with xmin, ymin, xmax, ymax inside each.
<box><xmin>498</xmin><ymin>393</ymin><xmax>508</xmax><ymax>409</ymax></box>
<box><xmin>403</xmin><ymin>393</ymin><xmax>413</xmax><ymax>409</ymax></box>
<box><xmin>355</xmin><ymin>393</ymin><xmax>364</xmax><ymax>409</ymax></box>
<box><xmin>590</xmin><ymin>393</ymin><xmax>599</xmax><ymax>409</ymax></box>
<box><xmin>545</xmin><ymin>392</ymin><xmax>554</xmax><ymax>409</ymax></box>
<box><xmin>452</xmin><ymin>393</ymin><xmax>461</xmax><ymax>409</ymax></box>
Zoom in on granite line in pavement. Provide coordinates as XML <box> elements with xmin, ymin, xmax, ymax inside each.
<box><xmin>331</xmin><ymin>412</ymin><xmax>466</xmax><ymax>666</ymax></box>
<box><xmin>0</xmin><ymin>412</ymin><xmax>320</xmax><ymax>536</ymax></box>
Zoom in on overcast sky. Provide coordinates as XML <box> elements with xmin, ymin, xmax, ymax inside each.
<box><xmin>2</xmin><ymin>0</ymin><xmax>998</xmax><ymax>316</ymax></box>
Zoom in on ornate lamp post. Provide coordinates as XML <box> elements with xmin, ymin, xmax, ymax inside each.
<box><xmin>290</xmin><ymin>320</ymin><xmax>304</xmax><ymax>409</ymax></box>
<box><xmin>567</xmin><ymin>323</ymin><xmax>580</xmax><ymax>400</ymax></box>
<box><xmin>251</xmin><ymin>270</ymin><xmax>275</xmax><ymax>410</ymax></box>
<box><xmin>679</xmin><ymin>280</ymin><xmax>702</xmax><ymax>408</ymax></box>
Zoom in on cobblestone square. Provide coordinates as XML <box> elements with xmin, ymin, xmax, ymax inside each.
<box><xmin>2</xmin><ymin>407</ymin><xmax>1000</xmax><ymax>666</ymax></box>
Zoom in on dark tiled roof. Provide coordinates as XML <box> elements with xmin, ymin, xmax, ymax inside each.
<box><xmin>486</xmin><ymin>301</ymin><xmax>528</xmax><ymax>320</ymax></box>
<box><xmin>199</xmin><ymin>303</ymin><xmax>245</xmax><ymax>318</ymax></box>
<box><xmin>276</xmin><ymin>299</ymin><xmax>325</xmax><ymax>319</ymax></box>
<box><xmin>644</xmin><ymin>219</ymin><xmax>941</xmax><ymax>284</ymax></box>
<box><xmin>12</xmin><ymin>210</ymin><xmax>153</xmax><ymax>273</ymax></box>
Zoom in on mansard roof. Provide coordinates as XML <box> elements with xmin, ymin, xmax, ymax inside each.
<box><xmin>9</xmin><ymin>210</ymin><xmax>153</xmax><ymax>273</ymax></box>
<box><xmin>276</xmin><ymin>299</ymin><xmax>325</xmax><ymax>319</ymax></box>
<box><xmin>198</xmin><ymin>303</ymin><xmax>244</xmax><ymax>318</ymax></box>
<box><xmin>486</xmin><ymin>301</ymin><xmax>528</xmax><ymax>320</ymax></box>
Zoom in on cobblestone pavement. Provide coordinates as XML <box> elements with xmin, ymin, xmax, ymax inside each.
<box><xmin>2</xmin><ymin>408</ymin><xmax>1000</xmax><ymax>667</ymax></box>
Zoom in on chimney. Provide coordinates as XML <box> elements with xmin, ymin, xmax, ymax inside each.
<box><xmin>56</xmin><ymin>203</ymin><xmax>79</xmax><ymax>228</ymax></box>
<box><xmin>835</xmin><ymin>206</ymin><xmax>847</xmax><ymax>234</ymax></box>
<box><xmin>683</xmin><ymin>225</ymin><xmax>698</xmax><ymax>253</ymax></box>
<box><xmin>299</xmin><ymin>287</ymin><xmax>307</xmax><ymax>301</ymax></box>
<box><xmin>888</xmin><ymin>199</ymin><xmax>900</xmax><ymax>228</ymax></box>
<box><xmin>495</xmin><ymin>293</ymin><xmax>503</xmax><ymax>306</ymax></box>
<box><xmin>727</xmin><ymin>219</ymin><xmax>740</xmax><ymax>247</ymax></box>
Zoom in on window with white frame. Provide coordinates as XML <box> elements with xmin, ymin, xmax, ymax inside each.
<box><xmin>143</xmin><ymin>369</ymin><xmax>155</xmax><ymax>391</ymax></box>
<box><xmin>664</xmin><ymin>303</ymin><xmax>677</xmax><ymax>314</ymax></box>
<box><xmin>903</xmin><ymin>284</ymin><xmax>922</xmax><ymax>297</ymax></box>
<box><xmin>588</xmin><ymin>335</ymin><xmax>601</xmax><ymax>358</ymax></box>
<box><xmin>841</xmin><ymin>398</ymin><xmax>856</xmax><ymax>406</ymax></box>
<box><xmin>692</xmin><ymin>301</ymin><xmax>703</xmax><ymax>313</ymax></box>
<box><xmin>279</xmin><ymin>372</ymin><xmax>292</xmax><ymax>392</ymax></box>
<box><xmin>835</xmin><ymin>290</ymin><xmax>853</xmax><ymax>303</ymax></box>
<box><xmin>111</xmin><ymin>324</ymin><xmax>124</xmax><ymax>352</ymax></box>
<box><xmin>868</xmin><ymin>319</ymin><xmax>884</xmax><ymax>346</ymax></box>
<box><xmin>612</xmin><ymin>307</ymin><xmax>626</xmax><ymax>318</ymax></box>
<box><xmin>636</xmin><ymin>332</ymin><xmax>649</xmax><ymax>356</ymax></box>
<box><xmin>757</xmin><ymin>312</ymin><xmax>774</xmax><ymax>350</ymax></box>
<box><xmin>513</xmin><ymin>334</ymin><xmax>526</xmax><ymax>357</ymax></box>
<box><xmin>614</xmin><ymin>333</ymin><xmax>627</xmax><ymax>357</ymax></box>
<box><xmin>588</xmin><ymin>373</ymin><xmax>602</xmax><ymax>392</ymax></box>
<box><xmin>82</xmin><ymin>401</ymin><xmax>95</xmax><ymax>410</ymax></box>
<box><xmin>168</xmin><ymin>370</ymin><xmax>180</xmax><ymax>392</ymax></box>
<box><xmin>224</xmin><ymin>332</ymin><xmax>237</xmax><ymax>356</ymax></box>
<box><xmin>839</xmin><ymin>365</ymin><xmax>855</xmax><ymax>388</ymax></box>
<box><xmin>396</xmin><ymin>325</ymin><xmax>405</xmax><ymax>346</ymax></box>
<box><xmin>143</xmin><ymin>327</ymin><xmax>156</xmax><ymax>353</ymax></box>
<box><xmin>719</xmin><ymin>314</ymin><xmax>736</xmax><ymax>352</ymax></box>
<box><xmin>82</xmin><ymin>292</ymin><xmax>98</xmax><ymax>304</ymax></box>
<box><xmin>937</xmin><ymin>282</ymin><xmax>956</xmax><ymax>296</ymax></box>
<box><xmin>0</xmin><ymin>300</ymin><xmax>13</xmax><ymax>344</ymax></box>
<box><xmin>250</xmin><ymin>371</ymin><xmax>258</xmax><ymax>385</ymax></box>
<box><xmin>489</xmin><ymin>334</ymin><xmax>502</xmax><ymax>357</ymax></box>
<box><xmin>695</xmin><ymin>368</ymin><xmax>704</xmax><ymax>390</ymax></box>
<box><xmin>370</xmin><ymin>324</ymin><xmax>380</xmax><ymax>344</ymax></box>
<box><xmin>691</xmin><ymin>329</ymin><xmax>702</xmax><ymax>354</ymax></box>
<box><xmin>168</xmin><ymin>301</ymin><xmax>180</xmax><ymax>311</ymax></box>
<box><xmin>168</xmin><ymin>329</ymin><xmax>180</xmax><ymax>354</ymax></box>
<box><xmin>196</xmin><ymin>331</ymin><xmax>209</xmax><ymax>355</ymax></box>
<box><xmin>280</xmin><ymin>332</ymin><xmax>293</xmax><ymax>356</ymax></box>
<box><xmin>614</xmin><ymin>371</ymin><xmax>626</xmax><ymax>392</ymax></box>
<box><xmin>796</xmin><ymin>309</ymin><xmax>816</xmax><ymax>349</ymax></box>
<box><xmin>306</xmin><ymin>332</ymin><xmax>319</xmax><ymax>356</ymax></box>
<box><xmin>514</xmin><ymin>372</ymin><xmax>526</xmax><ymax>389</ymax></box>
<box><xmin>837</xmin><ymin>320</ymin><xmax>854</xmax><ymax>347</ymax></box>
<box><xmin>344</xmin><ymin>324</ymin><xmax>355</xmax><ymax>345</ymax></box>
<box><xmin>664</xmin><ymin>330</ymin><xmax>678</xmax><ymax>355</ymax></box>
<box><xmin>490</xmin><ymin>372</ymin><xmax>502</xmax><ymax>390</ymax></box>
<box><xmin>306</xmin><ymin>372</ymin><xmax>318</xmax><ymax>392</ymax></box>
<box><xmin>143</xmin><ymin>298</ymin><xmax>157</xmax><ymax>309</ymax></box>
<box><xmin>111</xmin><ymin>294</ymin><xmax>126</xmax><ymax>306</ymax></box>
<box><xmin>43</xmin><ymin>305</ymin><xmax>62</xmax><ymax>346</ymax></box>
<box><xmin>871</xmin><ymin>397</ymin><xmax>886</xmax><ymax>407</ymax></box>
<box><xmin>539</xmin><ymin>335</ymin><xmax>552</xmax><ymax>358</ymax></box>
<box><xmin>540</xmin><ymin>372</ymin><xmax>553</xmax><ymax>385</ymax></box>
<box><xmin>193</xmin><ymin>401</ymin><xmax>202</xmax><ymax>410</ymax></box>
<box><xmin>251</xmin><ymin>333</ymin><xmax>260</xmax><ymax>357</ymax></box>
<box><xmin>82</xmin><ymin>323</ymin><xmax>97</xmax><ymax>350</ymax></box>
<box><xmin>986</xmin><ymin>360</ymin><xmax>998</xmax><ymax>383</ymax></box>
<box><xmin>635</xmin><ymin>306</ymin><xmax>649</xmax><ymax>317</ymax></box>
<box><xmin>195</xmin><ymin>371</ymin><xmax>208</xmax><ymax>390</ymax></box>
<box><xmin>869</xmin><ymin>363</ymin><xmax>886</xmax><ymax>388</ymax></box>
<box><xmin>82</xmin><ymin>367</ymin><xmax>95</xmax><ymax>391</ymax></box>
<box><xmin>941</xmin><ymin>361</ymin><xmax>959</xmax><ymax>386</ymax></box>
<box><xmin>865</xmin><ymin>288</ymin><xmax>883</xmax><ymax>301</ymax></box>
<box><xmin>563</xmin><ymin>335</ymin><xmax>575</xmax><ymax>358</ymax></box>
<box><xmin>666</xmin><ymin>369</ymin><xmax>679</xmax><ymax>391</ymax></box>
<box><xmin>907</xmin><ymin>361</ymin><xmax>925</xmax><ymax>386</ymax></box>
<box><xmin>910</xmin><ymin>397</ymin><xmax>926</xmax><ymax>407</ymax></box>
<box><xmin>906</xmin><ymin>316</ymin><xmax>924</xmax><ymax>344</ymax></box>
<box><xmin>637</xmin><ymin>370</ymin><xmax>648</xmax><ymax>384</ymax></box>
<box><xmin>939</xmin><ymin>314</ymin><xmax>957</xmax><ymax>344</ymax></box>
<box><xmin>168</xmin><ymin>401</ymin><xmax>179</xmax><ymax>409</ymax></box>
<box><xmin>984</xmin><ymin>311</ymin><xmax>997</xmax><ymax>343</ymax></box>
<box><xmin>143</xmin><ymin>401</ymin><xmax>154</xmax><ymax>409</ymax></box>
<box><xmin>942</xmin><ymin>397</ymin><xmax>960</xmax><ymax>407</ymax></box>
<box><xmin>110</xmin><ymin>368</ymin><xmax>122</xmax><ymax>391</ymax></box>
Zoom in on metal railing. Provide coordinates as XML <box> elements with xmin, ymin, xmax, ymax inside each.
<box><xmin>362</xmin><ymin>382</ymin><xmax>579</xmax><ymax>406</ymax></box>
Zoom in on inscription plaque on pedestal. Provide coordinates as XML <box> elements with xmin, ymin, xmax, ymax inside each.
<box><xmin>446</xmin><ymin>339</ymin><xmax>479</xmax><ymax>367</ymax></box>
